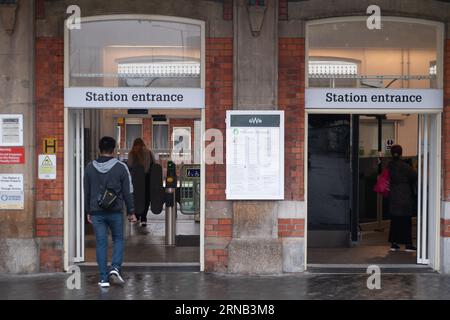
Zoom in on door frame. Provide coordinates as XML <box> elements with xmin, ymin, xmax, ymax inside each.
<box><xmin>304</xmin><ymin>109</ymin><xmax>442</xmax><ymax>271</ymax></box>
<box><xmin>63</xmin><ymin>14</ymin><xmax>206</xmax><ymax>271</ymax></box>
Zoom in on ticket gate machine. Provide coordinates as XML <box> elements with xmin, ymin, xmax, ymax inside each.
<box><xmin>179</xmin><ymin>164</ymin><xmax>201</xmax><ymax>215</ymax></box>
<box><xmin>165</xmin><ymin>161</ymin><xmax>177</xmax><ymax>246</ymax></box>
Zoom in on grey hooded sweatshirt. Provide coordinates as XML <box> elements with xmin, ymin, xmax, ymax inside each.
<box><xmin>84</xmin><ymin>156</ymin><xmax>135</xmax><ymax>215</ymax></box>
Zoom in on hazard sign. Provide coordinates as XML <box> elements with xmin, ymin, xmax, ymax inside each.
<box><xmin>38</xmin><ymin>154</ymin><xmax>56</xmax><ymax>180</ymax></box>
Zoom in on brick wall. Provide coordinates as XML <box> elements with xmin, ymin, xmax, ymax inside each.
<box><xmin>442</xmin><ymin>39</ymin><xmax>450</xmax><ymax>239</ymax></box>
<box><xmin>279</xmin><ymin>0</ymin><xmax>288</xmax><ymax>20</ymax></box>
<box><xmin>204</xmin><ymin>38</ymin><xmax>233</xmax><ymax>271</ymax></box>
<box><xmin>444</xmin><ymin>39</ymin><xmax>450</xmax><ymax>202</ymax></box>
<box><xmin>205</xmin><ymin>218</ymin><xmax>232</xmax><ymax>272</ymax></box>
<box><xmin>278</xmin><ymin>38</ymin><xmax>305</xmax><ymax>201</ymax></box>
<box><xmin>142</xmin><ymin>118</ymin><xmax>152</xmax><ymax>149</ymax></box>
<box><xmin>35</xmin><ymin>37</ymin><xmax>64</xmax><ymax>271</ymax></box>
<box><xmin>205</xmin><ymin>38</ymin><xmax>233</xmax><ymax>201</ymax></box>
<box><xmin>278</xmin><ymin>218</ymin><xmax>304</xmax><ymax>237</ymax></box>
<box><xmin>223</xmin><ymin>0</ymin><xmax>233</xmax><ymax>20</ymax></box>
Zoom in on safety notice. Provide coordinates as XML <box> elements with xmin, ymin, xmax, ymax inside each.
<box><xmin>0</xmin><ymin>147</ymin><xmax>25</xmax><ymax>164</ymax></box>
<box><xmin>0</xmin><ymin>174</ymin><xmax>24</xmax><ymax>210</ymax></box>
<box><xmin>38</xmin><ymin>154</ymin><xmax>56</xmax><ymax>180</ymax></box>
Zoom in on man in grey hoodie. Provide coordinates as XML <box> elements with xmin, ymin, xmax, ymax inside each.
<box><xmin>84</xmin><ymin>136</ymin><xmax>137</xmax><ymax>288</ymax></box>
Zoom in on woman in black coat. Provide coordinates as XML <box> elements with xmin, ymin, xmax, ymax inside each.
<box><xmin>387</xmin><ymin>144</ymin><xmax>417</xmax><ymax>252</ymax></box>
<box><xmin>128</xmin><ymin>138</ymin><xmax>155</xmax><ymax>227</ymax></box>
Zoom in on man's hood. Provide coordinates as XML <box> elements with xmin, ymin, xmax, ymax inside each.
<box><xmin>92</xmin><ymin>157</ymin><xmax>119</xmax><ymax>173</ymax></box>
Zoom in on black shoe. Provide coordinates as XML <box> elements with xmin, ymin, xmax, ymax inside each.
<box><xmin>98</xmin><ymin>279</ymin><xmax>110</xmax><ymax>288</ymax></box>
<box><xmin>140</xmin><ymin>221</ymin><xmax>147</xmax><ymax>227</ymax></box>
<box><xmin>109</xmin><ymin>268</ymin><xmax>125</xmax><ymax>285</ymax></box>
<box><xmin>405</xmin><ymin>245</ymin><xmax>417</xmax><ymax>252</ymax></box>
<box><xmin>390</xmin><ymin>243</ymin><xmax>400</xmax><ymax>251</ymax></box>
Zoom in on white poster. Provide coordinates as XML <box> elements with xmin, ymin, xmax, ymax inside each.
<box><xmin>226</xmin><ymin>111</ymin><xmax>284</xmax><ymax>200</ymax></box>
<box><xmin>38</xmin><ymin>154</ymin><xmax>57</xmax><ymax>180</ymax></box>
<box><xmin>0</xmin><ymin>114</ymin><xmax>23</xmax><ymax>146</ymax></box>
<box><xmin>306</xmin><ymin>88</ymin><xmax>443</xmax><ymax>110</ymax></box>
<box><xmin>0</xmin><ymin>174</ymin><xmax>24</xmax><ymax>210</ymax></box>
<box><xmin>65</xmin><ymin>87</ymin><xmax>205</xmax><ymax>109</ymax></box>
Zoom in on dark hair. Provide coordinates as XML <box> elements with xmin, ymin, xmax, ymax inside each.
<box><xmin>129</xmin><ymin>138</ymin><xmax>146</xmax><ymax>166</ymax></box>
<box><xmin>99</xmin><ymin>136</ymin><xmax>116</xmax><ymax>154</ymax></box>
<box><xmin>390</xmin><ymin>144</ymin><xmax>403</xmax><ymax>160</ymax></box>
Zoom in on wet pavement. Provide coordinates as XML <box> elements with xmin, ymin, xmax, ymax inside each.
<box><xmin>1</xmin><ymin>271</ymin><xmax>450</xmax><ymax>300</ymax></box>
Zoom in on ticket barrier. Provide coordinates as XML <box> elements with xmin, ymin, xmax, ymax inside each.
<box><xmin>148</xmin><ymin>161</ymin><xmax>201</xmax><ymax>245</ymax></box>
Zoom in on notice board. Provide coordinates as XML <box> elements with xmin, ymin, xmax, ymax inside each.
<box><xmin>226</xmin><ymin>111</ymin><xmax>284</xmax><ymax>200</ymax></box>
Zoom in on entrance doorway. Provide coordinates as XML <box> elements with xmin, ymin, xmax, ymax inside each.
<box><xmin>64</xmin><ymin>108</ymin><xmax>205</xmax><ymax>270</ymax></box>
<box><xmin>306</xmin><ymin>112</ymin><xmax>441</xmax><ymax>269</ymax></box>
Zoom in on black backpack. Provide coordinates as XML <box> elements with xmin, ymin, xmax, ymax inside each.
<box><xmin>96</xmin><ymin>170</ymin><xmax>118</xmax><ymax>210</ymax></box>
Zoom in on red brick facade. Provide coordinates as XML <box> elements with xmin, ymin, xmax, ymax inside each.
<box><xmin>223</xmin><ymin>0</ymin><xmax>233</xmax><ymax>21</ymax></box>
<box><xmin>444</xmin><ymin>39</ymin><xmax>450</xmax><ymax>202</ymax></box>
<box><xmin>35</xmin><ymin>38</ymin><xmax>64</xmax><ymax>202</ymax></box>
<box><xmin>278</xmin><ymin>38</ymin><xmax>305</xmax><ymax>201</ymax></box>
<box><xmin>142</xmin><ymin>118</ymin><xmax>152</xmax><ymax>149</ymax></box>
<box><xmin>279</xmin><ymin>0</ymin><xmax>288</xmax><ymax>20</ymax></box>
<box><xmin>205</xmin><ymin>218</ymin><xmax>232</xmax><ymax>272</ymax></box>
<box><xmin>35</xmin><ymin>37</ymin><xmax>65</xmax><ymax>271</ymax></box>
<box><xmin>278</xmin><ymin>219</ymin><xmax>305</xmax><ymax>238</ymax></box>
<box><xmin>441</xmin><ymin>218</ymin><xmax>450</xmax><ymax>237</ymax></box>
<box><xmin>205</xmin><ymin>38</ymin><xmax>233</xmax><ymax>201</ymax></box>
<box><xmin>204</xmin><ymin>37</ymin><xmax>233</xmax><ymax>271</ymax></box>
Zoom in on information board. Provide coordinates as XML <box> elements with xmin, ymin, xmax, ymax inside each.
<box><xmin>226</xmin><ymin>111</ymin><xmax>284</xmax><ymax>200</ymax></box>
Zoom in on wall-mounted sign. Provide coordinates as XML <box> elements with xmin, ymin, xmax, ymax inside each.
<box><xmin>226</xmin><ymin>111</ymin><xmax>284</xmax><ymax>200</ymax></box>
<box><xmin>65</xmin><ymin>87</ymin><xmax>205</xmax><ymax>109</ymax></box>
<box><xmin>385</xmin><ymin>138</ymin><xmax>395</xmax><ymax>151</ymax></box>
<box><xmin>0</xmin><ymin>114</ymin><xmax>23</xmax><ymax>146</ymax></box>
<box><xmin>306</xmin><ymin>89</ymin><xmax>443</xmax><ymax>110</ymax></box>
<box><xmin>43</xmin><ymin>138</ymin><xmax>57</xmax><ymax>154</ymax></box>
<box><xmin>38</xmin><ymin>154</ymin><xmax>56</xmax><ymax>180</ymax></box>
<box><xmin>0</xmin><ymin>174</ymin><xmax>24</xmax><ymax>210</ymax></box>
<box><xmin>0</xmin><ymin>147</ymin><xmax>25</xmax><ymax>164</ymax></box>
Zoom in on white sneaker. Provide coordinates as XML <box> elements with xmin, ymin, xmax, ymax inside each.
<box><xmin>98</xmin><ymin>280</ymin><xmax>110</xmax><ymax>288</ymax></box>
<box><xmin>109</xmin><ymin>268</ymin><xmax>125</xmax><ymax>285</ymax></box>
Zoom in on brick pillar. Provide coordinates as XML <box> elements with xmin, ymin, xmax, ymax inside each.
<box><xmin>142</xmin><ymin>118</ymin><xmax>152</xmax><ymax>149</ymax></box>
<box><xmin>35</xmin><ymin>37</ymin><xmax>64</xmax><ymax>272</ymax></box>
<box><xmin>441</xmin><ymin>38</ymin><xmax>450</xmax><ymax>273</ymax></box>
<box><xmin>204</xmin><ymin>38</ymin><xmax>233</xmax><ymax>272</ymax></box>
<box><xmin>277</xmin><ymin>37</ymin><xmax>306</xmax><ymax>272</ymax></box>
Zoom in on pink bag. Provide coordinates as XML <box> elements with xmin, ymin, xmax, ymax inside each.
<box><xmin>374</xmin><ymin>168</ymin><xmax>390</xmax><ymax>198</ymax></box>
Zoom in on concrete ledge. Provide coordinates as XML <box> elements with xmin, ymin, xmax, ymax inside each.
<box><xmin>206</xmin><ymin>201</ymin><xmax>233</xmax><ymax>219</ymax></box>
<box><xmin>440</xmin><ymin>237</ymin><xmax>450</xmax><ymax>274</ymax></box>
<box><xmin>228</xmin><ymin>238</ymin><xmax>282</xmax><ymax>274</ymax></box>
<box><xmin>0</xmin><ymin>238</ymin><xmax>38</xmax><ymax>273</ymax></box>
<box><xmin>282</xmin><ymin>237</ymin><xmax>305</xmax><ymax>273</ymax></box>
<box><xmin>36</xmin><ymin>200</ymin><xmax>64</xmax><ymax>218</ymax></box>
<box><xmin>277</xmin><ymin>200</ymin><xmax>305</xmax><ymax>219</ymax></box>
<box><xmin>442</xmin><ymin>201</ymin><xmax>450</xmax><ymax>220</ymax></box>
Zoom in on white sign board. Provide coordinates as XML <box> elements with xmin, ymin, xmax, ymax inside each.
<box><xmin>226</xmin><ymin>111</ymin><xmax>284</xmax><ymax>200</ymax></box>
<box><xmin>306</xmin><ymin>89</ymin><xmax>443</xmax><ymax>110</ymax></box>
<box><xmin>65</xmin><ymin>87</ymin><xmax>205</xmax><ymax>109</ymax></box>
<box><xmin>0</xmin><ymin>114</ymin><xmax>23</xmax><ymax>146</ymax></box>
<box><xmin>38</xmin><ymin>154</ymin><xmax>57</xmax><ymax>180</ymax></box>
<box><xmin>0</xmin><ymin>174</ymin><xmax>24</xmax><ymax>209</ymax></box>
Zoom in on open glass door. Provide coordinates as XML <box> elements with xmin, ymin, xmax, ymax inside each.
<box><xmin>67</xmin><ymin>109</ymin><xmax>85</xmax><ymax>264</ymax></box>
<box><xmin>417</xmin><ymin>113</ymin><xmax>441</xmax><ymax>267</ymax></box>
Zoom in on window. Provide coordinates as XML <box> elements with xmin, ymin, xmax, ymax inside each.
<box><xmin>125</xmin><ymin>123</ymin><xmax>142</xmax><ymax>150</ymax></box>
<box><xmin>307</xmin><ymin>18</ymin><xmax>443</xmax><ymax>89</ymax></box>
<box><xmin>69</xmin><ymin>17</ymin><xmax>202</xmax><ymax>88</ymax></box>
<box><xmin>152</xmin><ymin>123</ymin><xmax>169</xmax><ymax>159</ymax></box>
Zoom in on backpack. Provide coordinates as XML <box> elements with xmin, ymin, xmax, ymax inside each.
<box><xmin>96</xmin><ymin>170</ymin><xmax>118</xmax><ymax>210</ymax></box>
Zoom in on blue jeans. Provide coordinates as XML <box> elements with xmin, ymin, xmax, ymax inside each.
<box><xmin>91</xmin><ymin>212</ymin><xmax>124</xmax><ymax>281</ymax></box>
